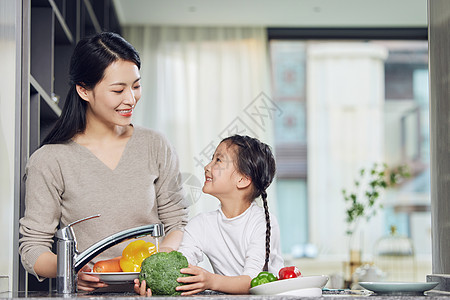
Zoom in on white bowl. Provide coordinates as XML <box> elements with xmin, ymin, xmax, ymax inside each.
<box><xmin>249</xmin><ymin>275</ymin><xmax>329</xmax><ymax>295</ymax></box>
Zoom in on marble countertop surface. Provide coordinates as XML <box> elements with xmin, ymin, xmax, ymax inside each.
<box><xmin>1</xmin><ymin>289</ymin><xmax>449</xmax><ymax>299</ymax></box>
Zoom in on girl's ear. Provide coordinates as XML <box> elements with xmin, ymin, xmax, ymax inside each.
<box><xmin>76</xmin><ymin>84</ymin><xmax>90</xmax><ymax>102</ymax></box>
<box><xmin>237</xmin><ymin>175</ymin><xmax>252</xmax><ymax>189</ymax></box>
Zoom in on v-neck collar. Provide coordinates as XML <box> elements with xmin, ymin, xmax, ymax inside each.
<box><xmin>70</xmin><ymin>127</ymin><xmax>137</xmax><ymax>172</ymax></box>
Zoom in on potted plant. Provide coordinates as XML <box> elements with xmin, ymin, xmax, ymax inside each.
<box><xmin>342</xmin><ymin>163</ymin><xmax>410</xmax><ymax>278</ymax></box>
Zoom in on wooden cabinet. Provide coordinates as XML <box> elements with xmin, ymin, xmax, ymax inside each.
<box><xmin>18</xmin><ymin>0</ymin><xmax>121</xmax><ymax>291</ymax></box>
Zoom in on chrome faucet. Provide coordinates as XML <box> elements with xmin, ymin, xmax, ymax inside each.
<box><xmin>55</xmin><ymin>214</ymin><xmax>164</xmax><ymax>293</ymax></box>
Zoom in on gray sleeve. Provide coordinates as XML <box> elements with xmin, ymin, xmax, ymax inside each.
<box><xmin>18</xmin><ymin>148</ymin><xmax>64</xmax><ymax>280</ymax></box>
<box><xmin>152</xmin><ymin>133</ymin><xmax>190</xmax><ymax>234</ymax></box>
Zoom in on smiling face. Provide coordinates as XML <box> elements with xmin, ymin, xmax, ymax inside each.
<box><xmin>203</xmin><ymin>141</ymin><xmax>243</xmax><ymax>199</ymax></box>
<box><xmin>77</xmin><ymin>59</ymin><xmax>141</xmax><ymax>128</ymax></box>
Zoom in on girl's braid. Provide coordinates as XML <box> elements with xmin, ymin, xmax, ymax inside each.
<box><xmin>261</xmin><ymin>190</ymin><xmax>271</xmax><ymax>272</ymax></box>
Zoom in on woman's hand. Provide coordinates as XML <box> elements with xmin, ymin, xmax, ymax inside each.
<box><xmin>77</xmin><ymin>265</ymin><xmax>108</xmax><ymax>291</ymax></box>
<box><xmin>134</xmin><ymin>278</ymin><xmax>152</xmax><ymax>296</ymax></box>
<box><xmin>175</xmin><ymin>265</ymin><xmax>215</xmax><ymax>296</ymax></box>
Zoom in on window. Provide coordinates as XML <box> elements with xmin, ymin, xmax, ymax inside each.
<box><xmin>269</xmin><ymin>37</ymin><xmax>431</xmax><ymax>264</ymax></box>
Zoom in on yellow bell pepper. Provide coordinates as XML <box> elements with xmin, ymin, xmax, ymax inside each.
<box><xmin>120</xmin><ymin>240</ymin><xmax>156</xmax><ymax>272</ymax></box>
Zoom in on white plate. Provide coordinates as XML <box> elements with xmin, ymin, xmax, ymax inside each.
<box><xmin>249</xmin><ymin>275</ymin><xmax>329</xmax><ymax>295</ymax></box>
<box><xmin>358</xmin><ymin>281</ymin><xmax>439</xmax><ymax>294</ymax></box>
<box><xmin>83</xmin><ymin>272</ymin><xmax>139</xmax><ymax>284</ymax></box>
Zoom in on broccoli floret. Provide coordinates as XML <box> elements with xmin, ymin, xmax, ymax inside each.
<box><xmin>139</xmin><ymin>251</ymin><xmax>191</xmax><ymax>296</ymax></box>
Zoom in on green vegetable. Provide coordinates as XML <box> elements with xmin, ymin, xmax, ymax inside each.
<box><xmin>139</xmin><ymin>251</ymin><xmax>191</xmax><ymax>295</ymax></box>
<box><xmin>250</xmin><ymin>271</ymin><xmax>278</xmax><ymax>287</ymax></box>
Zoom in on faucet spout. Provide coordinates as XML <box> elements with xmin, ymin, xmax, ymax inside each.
<box><xmin>56</xmin><ymin>218</ymin><xmax>164</xmax><ymax>294</ymax></box>
<box><xmin>74</xmin><ymin>223</ymin><xmax>164</xmax><ymax>272</ymax></box>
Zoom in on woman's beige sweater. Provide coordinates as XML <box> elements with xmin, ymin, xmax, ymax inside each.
<box><xmin>19</xmin><ymin>126</ymin><xmax>189</xmax><ymax>279</ymax></box>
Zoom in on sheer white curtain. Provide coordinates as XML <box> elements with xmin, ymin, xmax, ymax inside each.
<box><xmin>123</xmin><ymin>26</ymin><xmax>275</xmax><ymax>216</ymax></box>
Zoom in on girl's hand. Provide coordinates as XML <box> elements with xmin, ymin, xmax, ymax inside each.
<box><xmin>134</xmin><ymin>278</ymin><xmax>152</xmax><ymax>296</ymax></box>
<box><xmin>158</xmin><ymin>246</ymin><xmax>174</xmax><ymax>253</ymax></box>
<box><xmin>77</xmin><ymin>265</ymin><xmax>108</xmax><ymax>291</ymax></box>
<box><xmin>176</xmin><ymin>265</ymin><xmax>215</xmax><ymax>296</ymax></box>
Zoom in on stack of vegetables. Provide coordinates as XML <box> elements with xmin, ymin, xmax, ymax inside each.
<box><xmin>91</xmin><ymin>240</ymin><xmax>191</xmax><ymax>296</ymax></box>
<box><xmin>250</xmin><ymin>266</ymin><xmax>302</xmax><ymax>288</ymax></box>
<box><xmin>93</xmin><ymin>240</ymin><xmax>156</xmax><ymax>272</ymax></box>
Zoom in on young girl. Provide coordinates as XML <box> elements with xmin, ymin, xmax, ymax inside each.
<box><xmin>136</xmin><ymin>135</ymin><xmax>284</xmax><ymax>295</ymax></box>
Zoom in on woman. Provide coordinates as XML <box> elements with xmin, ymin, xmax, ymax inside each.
<box><xmin>18</xmin><ymin>32</ymin><xmax>189</xmax><ymax>291</ymax></box>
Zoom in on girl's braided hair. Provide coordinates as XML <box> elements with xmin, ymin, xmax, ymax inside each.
<box><xmin>221</xmin><ymin>135</ymin><xmax>276</xmax><ymax>272</ymax></box>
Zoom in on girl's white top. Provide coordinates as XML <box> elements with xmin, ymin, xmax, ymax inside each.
<box><xmin>179</xmin><ymin>202</ymin><xmax>284</xmax><ymax>278</ymax></box>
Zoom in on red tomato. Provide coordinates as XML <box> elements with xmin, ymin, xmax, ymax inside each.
<box><xmin>278</xmin><ymin>266</ymin><xmax>302</xmax><ymax>279</ymax></box>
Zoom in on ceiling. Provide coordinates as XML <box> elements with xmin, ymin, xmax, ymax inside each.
<box><xmin>112</xmin><ymin>0</ymin><xmax>427</xmax><ymax>28</ymax></box>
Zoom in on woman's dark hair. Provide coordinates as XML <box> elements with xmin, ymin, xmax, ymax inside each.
<box><xmin>221</xmin><ymin>135</ymin><xmax>276</xmax><ymax>272</ymax></box>
<box><xmin>41</xmin><ymin>32</ymin><xmax>141</xmax><ymax>146</ymax></box>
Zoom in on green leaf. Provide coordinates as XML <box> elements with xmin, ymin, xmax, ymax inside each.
<box><xmin>343</xmin><ymin>163</ymin><xmax>409</xmax><ymax>234</ymax></box>
<box><xmin>390</xmin><ymin>173</ymin><xmax>397</xmax><ymax>184</ymax></box>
